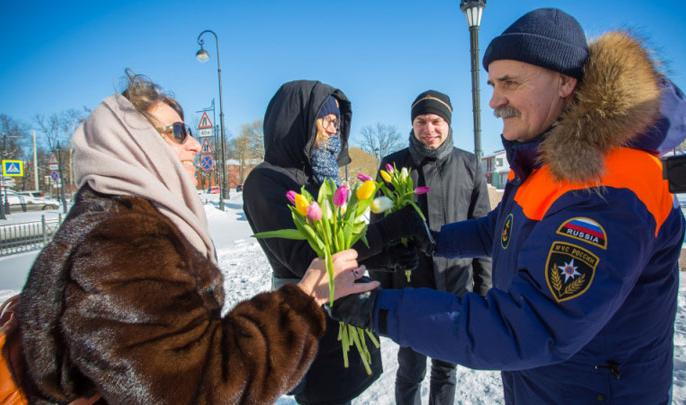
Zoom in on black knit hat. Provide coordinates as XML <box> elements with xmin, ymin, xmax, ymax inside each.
<box><xmin>482</xmin><ymin>8</ymin><xmax>589</xmax><ymax>79</ymax></box>
<box><xmin>411</xmin><ymin>90</ymin><xmax>452</xmax><ymax>124</ymax></box>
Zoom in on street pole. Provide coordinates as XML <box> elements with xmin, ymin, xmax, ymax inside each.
<box><xmin>33</xmin><ymin>130</ymin><xmax>39</xmax><ymax>191</ymax></box>
<box><xmin>1</xmin><ymin>134</ymin><xmax>10</xmax><ymax>217</ymax></box>
<box><xmin>460</xmin><ymin>0</ymin><xmax>486</xmax><ymax>162</ymax></box>
<box><xmin>468</xmin><ymin>25</ymin><xmax>482</xmax><ymax>161</ymax></box>
<box><xmin>0</xmin><ymin>174</ymin><xmax>5</xmax><ymax>220</ymax></box>
<box><xmin>196</xmin><ymin>30</ymin><xmax>228</xmax><ymax>211</ymax></box>
<box><xmin>197</xmin><ymin>100</ymin><xmax>219</xmax><ymax>193</ymax></box>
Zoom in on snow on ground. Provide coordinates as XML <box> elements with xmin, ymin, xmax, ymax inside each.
<box><xmin>0</xmin><ymin>192</ymin><xmax>684</xmax><ymax>403</ymax></box>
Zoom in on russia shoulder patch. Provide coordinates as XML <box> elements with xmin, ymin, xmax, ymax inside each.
<box><xmin>545</xmin><ymin>241</ymin><xmax>599</xmax><ymax>303</ymax></box>
<box><xmin>556</xmin><ymin>217</ymin><xmax>607</xmax><ymax>249</ymax></box>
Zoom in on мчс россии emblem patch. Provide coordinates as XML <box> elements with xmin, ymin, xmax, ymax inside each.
<box><xmin>545</xmin><ymin>241</ymin><xmax>599</xmax><ymax>303</ymax></box>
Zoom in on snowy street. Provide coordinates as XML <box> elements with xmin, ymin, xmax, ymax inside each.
<box><xmin>0</xmin><ymin>192</ymin><xmax>684</xmax><ymax>403</ymax></box>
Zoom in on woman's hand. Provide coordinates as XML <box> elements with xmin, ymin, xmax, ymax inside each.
<box><xmin>297</xmin><ymin>249</ymin><xmax>380</xmax><ymax>306</ymax></box>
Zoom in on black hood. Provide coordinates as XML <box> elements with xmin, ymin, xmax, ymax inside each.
<box><xmin>263</xmin><ymin>80</ymin><xmax>352</xmax><ymax>170</ymax></box>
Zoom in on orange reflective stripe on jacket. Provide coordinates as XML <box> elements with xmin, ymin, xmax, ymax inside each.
<box><xmin>514</xmin><ymin>148</ymin><xmax>673</xmax><ymax>236</ymax></box>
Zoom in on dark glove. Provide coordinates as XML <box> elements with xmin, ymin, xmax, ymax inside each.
<box><xmin>372</xmin><ymin>205</ymin><xmax>435</xmax><ymax>255</ymax></box>
<box><xmin>325</xmin><ymin>276</ymin><xmax>379</xmax><ymax>329</ymax></box>
<box><xmin>362</xmin><ymin>243</ymin><xmax>419</xmax><ymax>273</ymax></box>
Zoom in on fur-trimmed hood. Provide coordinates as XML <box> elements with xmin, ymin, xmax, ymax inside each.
<box><xmin>540</xmin><ymin>31</ymin><xmax>662</xmax><ymax>182</ymax></box>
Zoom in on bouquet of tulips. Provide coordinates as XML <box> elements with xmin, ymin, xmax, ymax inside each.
<box><xmin>376</xmin><ymin>163</ymin><xmax>429</xmax><ymax>219</ymax></box>
<box><xmin>375</xmin><ymin>163</ymin><xmax>430</xmax><ymax>281</ymax></box>
<box><xmin>254</xmin><ymin>177</ymin><xmax>382</xmax><ymax>374</ymax></box>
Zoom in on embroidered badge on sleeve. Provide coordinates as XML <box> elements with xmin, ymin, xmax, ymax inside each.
<box><xmin>501</xmin><ymin>213</ymin><xmax>514</xmax><ymax>249</ymax></box>
<box><xmin>545</xmin><ymin>241</ymin><xmax>599</xmax><ymax>302</ymax></box>
<box><xmin>556</xmin><ymin>217</ymin><xmax>607</xmax><ymax>249</ymax></box>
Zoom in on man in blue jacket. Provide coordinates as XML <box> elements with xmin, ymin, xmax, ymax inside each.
<box><xmin>332</xmin><ymin>8</ymin><xmax>686</xmax><ymax>404</ymax></box>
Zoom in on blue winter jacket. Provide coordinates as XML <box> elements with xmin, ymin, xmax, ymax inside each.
<box><xmin>369</xmin><ymin>33</ymin><xmax>686</xmax><ymax>404</ymax></box>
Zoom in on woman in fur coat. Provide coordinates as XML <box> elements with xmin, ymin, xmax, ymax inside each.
<box><xmin>10</xmin><ymin>72</ymin><xmax>378</xmax><ymax>404</ymax></box>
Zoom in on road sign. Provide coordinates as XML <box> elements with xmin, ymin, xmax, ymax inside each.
<box><xmin>50</xmin><ymin>171</ymin><xmax>60</xmax><ymax>182</ymax></box>
<box><xmin>198</xmin><ymin>128</ymin><xmax>214</xmax><ymax>138</ymax></box>
<box><xmin>2</xmin><ymin>160</ymin><xmax>23</xmax><ymax>177</ymax></box>
<box><xmin>199</xmin><ymin>154</ymin><xmax>215</xmax><ymax>172</ymax></box>
<box><xmin>201</xmin><ymin>138</ymin><xmax>214</xmax><ymax>154</ymax></box>
<box><xmin>49</xmin><ymin>162</ymin><xmax>58</xmax><ymax>171</ymax></box>
<box><xmin>198</xmin><ymin>112</ymin><xmax>213</xmax><ymax>130</ymax></box>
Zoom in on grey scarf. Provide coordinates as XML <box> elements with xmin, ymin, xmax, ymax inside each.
<box><xmin>408</xmin><ymin>128</ymin><xmax>454</xmax><ymax>164</ymax></box>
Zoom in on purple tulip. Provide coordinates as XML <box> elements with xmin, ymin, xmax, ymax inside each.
<box><xmin>286</xmin><ymin>190</ymin><xmax>297</xmax><ymax>204</ymax></box>
<box><xmin>357</xmin><ymin>173</ymin><xmax>373</xmax><ymax>182</ymax></box>
<box><xmin>333</xmin><ymin>185</ymin><xmax>349</xmax><ymax>207</ymax></box>
<box><xmin>414</xmin><ymin>186</ymin><xmax>431</xmax><ymax>195</ymax></box>
<box><xmin>385</xmin><ymin>163</ymin><xmax>394</xmax><ymax>173</ymax></box>
<box><xmin>307</xmin><ymin>201</ymin><xmax>323</xmax><ymax>221</ymax></box>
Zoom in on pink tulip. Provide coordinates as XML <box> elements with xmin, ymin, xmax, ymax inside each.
<box><xmin>414</xmin><ymin>186</ymin><xmax>431</xmax><ymax>195</ymax></box>
<box><xmin>333</xmin><ymin>185</ymin><xmax>349</xmax><ymax>207</ymax></box>
<box><xmin>307</xmin><ymin>201</ymin><xmax>322</xmax><ymax>221</ymax></box>
<box><xmin>286</xmin><ymin>190</ymin><xmax>297</xmax><ymax>204</ymax></box>
<box><xmin>385</xmin><ymin>163</ymin><xmax>394</xmax><ymax>173</ymax></box>
<box><xmin>357</xmin><ymin>173</ymin><xmax>373</xmax><ymax>182</ymax></box>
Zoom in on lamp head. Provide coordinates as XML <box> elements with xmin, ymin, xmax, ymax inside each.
<box><xmin>459</xmin><ymin>0</ymin><xmax>486</xmax><ymax>27</ymax></box>
<box><xmin>196</xmin><ymin>46</ymin><xmax>210</xmax><ymax>63</ymax></box>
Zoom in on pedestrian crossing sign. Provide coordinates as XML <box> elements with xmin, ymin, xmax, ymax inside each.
<box><xmin>2</xmin><ymin>160</ymin><xmax>23</xmax><ymax>177</ymax></box>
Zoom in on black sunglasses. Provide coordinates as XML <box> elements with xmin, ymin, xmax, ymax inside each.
<box><xmin>156</xmin><ymin>122</ymin><xmax>193</xmax><ymax>144</ymax></box>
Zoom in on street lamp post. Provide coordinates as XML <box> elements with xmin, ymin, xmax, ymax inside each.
<box><xmin>196</xmin><ymin>30</ymin><xmax>228</xmax><ymax>211</ymax></box>
<box><xmin>460</xmin><ymin>0</ymin><xmax>486</xmax><ymax>162</ymax></box>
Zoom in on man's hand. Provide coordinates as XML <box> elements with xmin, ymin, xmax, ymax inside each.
<box><xmin>373</xmin><ymin>205</ymin><xmax>435</xmax><ymax>255</ymax></box>
<box><xmin>297</xmin><ymin>250</ymin><xmax>380</xmax><ymax>306</ymax></box>
<box><xmin>325</xmin><ymin>276</ymin><xmax>379</xmax><ymax>329</ymax></box>
<box><xmin>363</xmin><ymin>243</ymin><xmax>419</xmax><ymax>273</ymax></box>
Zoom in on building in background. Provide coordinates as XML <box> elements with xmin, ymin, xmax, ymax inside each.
<box><xmin>481</xmin><ymin>149</ymin><xmax>509</xmax><ymax>189</ymax></box>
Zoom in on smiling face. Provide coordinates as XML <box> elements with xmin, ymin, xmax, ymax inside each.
<box><xmin>487</xmin><ymin>60</ymin><xmax>578</xmax><ymax>142</ymax></box>
<box><xmin>147</xmin><ymin>101</ymin><xmax>201</xmax><ymax>185</ymax></box>
<box><xmin>412</xmin><ymin>113</ymin><xmax>450</xmax><ymax>149</ymax></box>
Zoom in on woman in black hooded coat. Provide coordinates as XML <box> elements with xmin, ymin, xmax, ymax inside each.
<box><xmin>244</xmin><ymin>80</ymin><xmax>434</xmax><ymax>404</ymax></box>
<box><xmin>243</xmin><ymin>80</ymin><xmax>382</xmax><ymax>404</ymax></box>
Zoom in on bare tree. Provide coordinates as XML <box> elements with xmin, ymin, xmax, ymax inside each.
<box><xmin>230</xmin><ymin>120</ymin><xmax>263</xmax><ymax>183</ymax></box>
<box><xmin>0</xmin><ymin>114</ymin><xmax>28</xmax><ymax>162</ymax></box>
<box><xmin>34</xmin><ymin>109</ymin><xmax>85</xmax><ymax>212</ymax></box>
<box><xmin>358</xmin><ymin>123</ymin><xmax>404</xmax><ymax>163</ymax></box>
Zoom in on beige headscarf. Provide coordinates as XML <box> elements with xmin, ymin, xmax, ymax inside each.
<box><xmin>72</xmin><ymin>94</ymin><xmax>217</xmax><ymax>264</ymax></box>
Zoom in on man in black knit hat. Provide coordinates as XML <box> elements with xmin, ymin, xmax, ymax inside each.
<box><xmin>370</xmin><ymin>89</ymin><xmax>492</xmax><ymax>405</ymax></box>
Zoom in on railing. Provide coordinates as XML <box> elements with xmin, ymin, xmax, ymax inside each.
<box><xmin>0</xmin><ymin>215</ymin><xmax>63</xmax><ymax>257</ymax></box>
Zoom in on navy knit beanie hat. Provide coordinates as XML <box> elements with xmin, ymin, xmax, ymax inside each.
<box><xmin>482</xmin><ymin>8</ymin><xmax>589</xmax><ymax>79</ymax></box>
<box><xmin>411</xmin><ymin>90</ymin><xmax>453</xmax><ymax>124</ymax></box>
<box><xmin>317</xmin><ymin>96</ymin><xmax>340</xmax><ymax>119</ymax></box>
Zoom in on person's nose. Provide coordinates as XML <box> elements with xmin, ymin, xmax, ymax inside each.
<box><xmin>186</xmin><ymin>136</ymin><xmax>202</xmax><ymax>154</ymax></box>
<box><xmin>489</xmin><ymin>89</ymin><xmax>506</xmax><ymax>110</ymax></box>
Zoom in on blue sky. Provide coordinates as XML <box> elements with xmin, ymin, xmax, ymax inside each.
<box><xmin>1</xmin><ymin>0</ymin><xmax>685</xmax><ymax>156</ymax></box>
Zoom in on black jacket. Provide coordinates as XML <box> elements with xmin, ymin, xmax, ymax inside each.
<box><xmin>373</xmin><ymin>145</ymin><xmax>492</xmax><ymax>295</ymax></box>
<box><xmin>243</xmin><ymin>80</ymin><xmax>381</xmax><ymax>404</ymax></box>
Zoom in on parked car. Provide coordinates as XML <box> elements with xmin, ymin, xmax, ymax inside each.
<box><xmin>2</xmin><ymin>190</ymin><xmax>60</xmax><ymax>212</ymax></box>
<box><xmin>235</xmin><ymin>184</ymin><xmax>243</xmax><ymax>192</ymax></box>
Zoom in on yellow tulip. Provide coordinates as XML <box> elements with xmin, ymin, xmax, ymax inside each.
<box><xmin>294</xmin><ymin>194</ymin><xmax>310</xmax><ymax>216</ymax></box>
<box><xmin>356</xmin><ymin>180</ymin><xmax>376</xmax><ymax>200</ymax></box>
<box><xmin>380</xmin><ymin>170</ymin><xmax>392</xmax><ymax>183</ymax></box>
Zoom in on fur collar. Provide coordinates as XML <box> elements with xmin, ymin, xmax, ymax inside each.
<box><xmin>540</xmin><ymin>32</ymin><xmax>661</xmax><ymax>182</ymax></box>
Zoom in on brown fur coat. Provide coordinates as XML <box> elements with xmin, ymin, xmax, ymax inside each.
<box><xmin>15</xmin><ymin>186</ymin><xmax>326</xmax><ymax>404</ymax></box>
